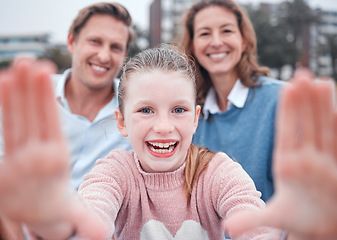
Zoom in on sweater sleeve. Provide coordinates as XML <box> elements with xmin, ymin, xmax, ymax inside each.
<box><xmin>78</xmin><ymin>150</ymin><xmax>131</xmax><ymax>238</ymax></box>
<box><xmin>209</xmin><ymin>152</ymin><xmax>283</xmax><ymax>240</ymax></box>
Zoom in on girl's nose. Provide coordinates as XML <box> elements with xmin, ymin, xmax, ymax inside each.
<box><xmin>153</xmin><ymin>115</ymin><xmax>174</xmax><ymax>134</ymax></box>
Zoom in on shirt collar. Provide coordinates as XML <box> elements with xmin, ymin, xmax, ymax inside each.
<box><xmin>203</xmin><ymin>79</ymin><xmax>249</xmax><ymax>119</ymax></box>
<box><xmin>53</xmin><ymin>69</ymin><xmax>119</xmax><ymax>121</ymax></box>
<box><xmin>54</xmin><ymin>68</ymin><xmax>72</xmax><ymax>106</ymax></box>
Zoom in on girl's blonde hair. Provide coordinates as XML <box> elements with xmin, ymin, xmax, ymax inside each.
<box><xmin>119</xmin><ymin>44</ymin><xmax>215</xmax><ymax>203</ymax></box>
<box><xmin>178</xmin><ymin>0</ymin><xmax>270</xmax><ymax>107</ymax></box>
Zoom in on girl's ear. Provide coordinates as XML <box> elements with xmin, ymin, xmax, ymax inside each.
<box><xmin>115</xmin><ymin>109</ymin><xmax>128</xmax><ymax>137</ymax></box>
<box><xmin>193</xmin><ymin>105</ymin><xmax>201</xmax><ymax>134</ymax></box>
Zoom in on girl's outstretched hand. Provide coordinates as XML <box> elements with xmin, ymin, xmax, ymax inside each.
<box><xmin>0</xmin><ymin>59</ymin><xmax>106</xmax><ymax>239</ymax></box>
<box><xmin>224</xmin><ymin>70</ymin><xmax>337</xmax><ymax>240</ymax></box>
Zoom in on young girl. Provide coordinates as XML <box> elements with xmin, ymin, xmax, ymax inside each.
<box><xmin>0</xmin><ymin>45</ymin><xmax>336</xmax><ymax>240</ymax></box>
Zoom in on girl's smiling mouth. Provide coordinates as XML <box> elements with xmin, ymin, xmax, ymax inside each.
<box><xmin>146</xmin><ymin>141</ymin><xmax>178</xmax><ymax>157</ymax></box>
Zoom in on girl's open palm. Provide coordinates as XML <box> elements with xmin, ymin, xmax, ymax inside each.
<box><xmin>0</xmin><ymin>58</ymin><xmax>71</xmax><ymax>223</ymax></box>
<box><xmin>225</xmin><ymin>70</ymin><xmax>337</xmax><ymax>240</ymax></box>
<box><xmin>0</xmin><ymin>59</ymin><xmax>106</xmax><ymax>239</ymax></box>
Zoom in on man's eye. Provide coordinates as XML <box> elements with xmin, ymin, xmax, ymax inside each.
<box><xmin>173</xmin><ymin>107</ymin><xmax>186</xmax><ymax>114</ymax></box>
<box><xmin>140</xmin><ymin>108</ymin><xmax>153</xmax><ymax>114</ymax></box>
<box><xmin>112</xmin><ymin>45</ymin><xmax>121</xmax><ymax>51</ymax></box>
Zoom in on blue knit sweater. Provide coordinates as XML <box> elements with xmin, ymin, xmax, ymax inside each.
<box><xmin>193</xmin><ymin>77</ymin><xmax>286</xmax><ymax>201</ymax></box>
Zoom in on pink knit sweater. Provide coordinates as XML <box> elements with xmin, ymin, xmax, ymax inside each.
<box><xmin>78</xmin><ymin>150</ymin><xmax>282</xmax><ymax>240</ymax></box>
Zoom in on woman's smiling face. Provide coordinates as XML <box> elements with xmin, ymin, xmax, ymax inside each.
<box><xmin>191</xmin><ymin>6</ymin><xmax>246</xmax><ymax>79</ymax></box>
<box><xmin>116</xmin><ymin>69</ymin><xmax>200</xmax><ymax>173</ymax></box>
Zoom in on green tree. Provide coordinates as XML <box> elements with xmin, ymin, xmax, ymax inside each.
<box><xmin>39</xmin><ymin>45</ymin><xmax>72</xmax><ymax>73</ymax></box>
<box><xmin>247</xmin><ymin>5</ymin><xmax>299</xmax><ymax>78</ymax></box>
<box><xmin>0</xmin><ymin>60</ymin><xmax>10</xmax><ymax>70</ymax></box>
<box><xmin>127</xmin><ymin>24</ymin><xmax>149</xmax><ymax>58</ymax></box>
<box><xmin>284</xmin><ymin>0</ymin><xmax>318</xmax><ymax>66</ymax></box>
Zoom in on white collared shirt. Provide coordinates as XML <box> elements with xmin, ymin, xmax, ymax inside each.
<box><xmin>203</xmin><ymin>79</ymin><xmax>249</xmax><ymax>119</ymax></box>
<box><xmin>51</xmin><ymin>69</ymin><xmax>131</xmax><ymax>189</ymax></box>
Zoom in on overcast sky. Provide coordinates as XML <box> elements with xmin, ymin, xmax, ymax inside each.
<box><xmin>0</xmin><ymin>0</ymin><xmax>336</xmax><ymax>44</ymax></box>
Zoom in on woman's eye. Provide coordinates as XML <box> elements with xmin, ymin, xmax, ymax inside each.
<box><xmin>173</xmin><ymin>107</ymin><xmax>186</xmax><ymax>114</ymax></box>
<box><xmin>140</xmin><ymin>108</ymin><xmax>153</xmax><ymax>114</ymax></box>
<box><xmin>199</xmin><ymin>32</ymin><xmax>209</xmax><ymax>37</ymax></box>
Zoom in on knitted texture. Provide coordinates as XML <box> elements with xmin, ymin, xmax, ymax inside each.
<box><xmin>79</xmin><ymin>149</ymin><xmax>282</xmax><ymax>239</ymax></box>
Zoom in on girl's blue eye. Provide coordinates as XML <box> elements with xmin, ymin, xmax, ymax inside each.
<box><xmin>140</xmin><ymin>108</ymin><xmax>153</xmax><ymax>114</ymax></box>
<box><xmin>173</xmin><ymin>107</ymin><xmax>186</xmax><ymax>114</ymax></box>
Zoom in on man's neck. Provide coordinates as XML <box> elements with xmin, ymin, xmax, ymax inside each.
<box><xmin>64</xmin><ymin>79</ymin><xmax>114</xmax><ymax>122</ymax></box>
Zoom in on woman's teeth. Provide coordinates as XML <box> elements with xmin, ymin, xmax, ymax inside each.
<box><xmin>209</xmin><ymin>53</ymin><xmax>227</xmax><ymax>59</ymax></box>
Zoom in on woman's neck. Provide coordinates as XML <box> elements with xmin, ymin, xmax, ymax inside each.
<box><xmin>209</xmin><ymin>71</ymin><xmax>238</xmax><ymax>111</ymax></box>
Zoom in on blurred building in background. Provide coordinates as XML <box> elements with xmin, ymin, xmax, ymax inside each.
<box><xmin>148</xmin><ymin>0</ymin><xmax>337</xmax><ymax>80</ymax></box>
<box><xmin>0</xmin><ymin>33</ymin><xmax>51</xmax><ymax>62</ymax></box>
<box><xmin>312</xmin><ymin>9</ymin><xmax>337</xmax><ymax>77</ymax></box>
<box><xmin>259</xmin><ymin>1</ymin><xmax>337</xmax><ymax>79</ymax></box>
<box><xmin>0</xmin><ymin>0</ymin><xmax>336</xmax><ymax>79</ymax></box>
<box><xmin>149</xmin><ymin>0</ymin><xmax>199</xmax><ymax>47</ymax></box>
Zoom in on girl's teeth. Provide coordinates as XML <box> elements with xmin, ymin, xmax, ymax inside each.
<box><xmin>148</xmin><ymin>141</ymin><xmax>176</xmax><ymax>153</ymax></box>
<box><xmin>149</xmin><ymin>145</ymin><xmax>175</xmax><ymax>153</ymax></box>
<box><xmin>150</xmin><ymin>142</ymin><xmax>175</xmax><ymax>148</ymax></box>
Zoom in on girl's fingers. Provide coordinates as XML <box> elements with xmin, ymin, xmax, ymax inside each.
<box><xmin>315</xmin><ymin>82</ymin><xmax>334</xmax><ymax>153</ymax></box>
<box><xmin>28</xmin><ymin>60</ymin><xmax>60</xmax><ymax>140</ymax></box>
<box><xmin>334</xmin><ymin>114</ymin><xmax>337</xmax><ymax>162</ymax></box>
<box><xmin>294</xmin><ymin>72</ymin><xmax>316</xmax><ymax>147</ymax></box>
<box><xmin>273</xmin><ymin>83</ymin><xmax>300</xmax><ymax>177</ymax></box>
<box><xmin>275</xmin><ymin>85</ymin><xmax>297</xmax><ymax>152</ymax></box>
<box><xmin>1</xmin><ymin>58</ymin><xmax>59</xmax><ymax>155</ymax></box>
<box><xmin>1</xmin><ymin>70</ymin><xmax>18</xmax><ymax>154</ymax></box>
<box><xmin>224</xmin><ymin>199</ymin><xmax>283</xmax><ymax>237</ymax></box>
<box><xmin>275</xmin><ymin>69</ymin><xmax>314</xmax><ymax>151</ymax></box>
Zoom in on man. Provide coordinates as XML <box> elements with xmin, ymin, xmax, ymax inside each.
<box><xmin>0</xmin><ymin>2</ymin><xmax>133</xmax><ymax>238</ymax></box>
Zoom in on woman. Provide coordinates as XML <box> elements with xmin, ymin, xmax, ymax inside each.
<box><xmin>178</xmin><ymin>0</ymin><xmax>286</xmax><ymax>201</ymax></box>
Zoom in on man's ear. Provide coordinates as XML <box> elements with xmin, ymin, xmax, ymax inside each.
<box><xmin>115</xmin><ymin>109</ymin><xmax>128</xmax><ymax>137</ymax></box>
<box><xmin>67</xmin><ymin>33</ymin><xmax>75</xmax><ymax>54</ymax></box>
<box><xmin>193</xmin><ymin>105</ymin><xmax>201</xmax><ymax>134</ymax></box>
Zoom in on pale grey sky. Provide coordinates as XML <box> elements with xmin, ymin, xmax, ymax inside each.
<box><xmin>0</xmin><ymin>0</ymin><xmax>336</xmax><ymax>44</ymax></box>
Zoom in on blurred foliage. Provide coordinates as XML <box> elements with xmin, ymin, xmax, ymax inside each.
<box><xmin>128</xmin><ymin>24</ymin><xmax>149</xmax><ymax>58</ymax></box>
<box><xmin>0</xmin><ymin>60</ymin><xmax>10</xmax><ymax>70</ymax></box>
<box><xmin>247</xmin><ymin>6</ymin><xmax>300</xmax><ymax>77</ymax></box>
<box><xmin>39</xmin><ymin>45</ymin><xmax>72</xmax><ymax>74</ymax></box>
<box><xmin>245</xmin><ymin>0</ymin><xmax>329</xmax><ymax>78</ymax></box>
<box><xmin>284</xmin><ymin>0</ymin><xmax>318</xmax><ymax>45</ymax></box>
